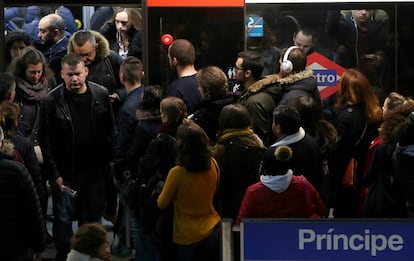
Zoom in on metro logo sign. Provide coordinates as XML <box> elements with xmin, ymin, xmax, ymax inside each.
<box><xmin>306</xmin><ymin>52</ymin><xmax>346</xmax><ymax>100</ymax></box>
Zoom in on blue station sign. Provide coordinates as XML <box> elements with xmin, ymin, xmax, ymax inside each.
<box><xmin>241</xmin><ymin>219</ymin><xmax>414</xmax><ymax>261</ymax></box>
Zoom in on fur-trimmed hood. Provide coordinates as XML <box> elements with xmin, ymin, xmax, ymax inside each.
<box><xmin>277</xmin><ymin>69</ymin><xmax>314</xmax><ymax>86</ymax></box>
<box><xmin>0</xmin><ymin>139</ymin><xmax>15</xmax><ymax>158</ymax></box>
<box><xmin>67</xmin><ymin>30</ymin><xmax>111</xmax><ymax>59</ymax></box>
<box><xmin>248</xmin><ymin>73</ymin><xmax>281</xmax><ymax>93</ymax></box>
<box><xmin>278</xmin><ymin>69</ymin><xmax>319</xmax><ymax>105</ymax></box>
<box><xmin>246</xmin><ymin>69</ymin><xmax>315</xmax><ymax>93</ymax></box>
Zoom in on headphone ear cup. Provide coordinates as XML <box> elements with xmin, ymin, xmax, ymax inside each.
<box><xmin>281</xmin><ymin>59</ymin><xmax>293</xmax><ymax>73</ymax></box>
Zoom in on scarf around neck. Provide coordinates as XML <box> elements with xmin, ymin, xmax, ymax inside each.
<box><xmin>271</xmin><ymin>127</ymin><xmax>305</xmax><ymax>148</ymax></box>
<box><xmin>217</xmin><ymin>128</ymin><xmax>254</xmax><ymax>143</ymax></box>
<box><xmin>16</xmin><ymin>77</ymin><xmax>49</xmax><ymax>101</ymax></box>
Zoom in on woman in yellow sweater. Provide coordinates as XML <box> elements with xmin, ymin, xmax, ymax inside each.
<box><xmin>157</xmin><ymin>121</ymin><xmax>221</xmax><ymax>261</ymax></box>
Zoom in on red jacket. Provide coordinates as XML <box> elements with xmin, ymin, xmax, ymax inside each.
<box><xmin>237</xmin><ymin>175</ymin><xmax>325</xmax><ymax>223</ymax></box>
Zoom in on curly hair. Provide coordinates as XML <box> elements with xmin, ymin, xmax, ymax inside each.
<box><xmin>380</xmin><ymin>92</ymin><xmax>414</xmax><ymax>144</ymax></box>
<box><xmin>0</xmin><ymin>101</ymin><xmax>21</xmax><ymax>138</ymax></box>
<box><xmin>71</xmin><ymin>223</ymin><xmax>108</xmax><ymax>258</ymax></box>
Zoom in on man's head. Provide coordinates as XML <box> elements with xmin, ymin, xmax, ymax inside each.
<box><xmin>60</xmin><ymin>53</ymin><xmax>89</xmax><ymax>94</ymax></box>
<box><xmin>272</xmin><ymin>104</ymin><xmax>302</xmax><ymax>137</ymax></box>
<box><xmin>234</xmin><ymin>50</ymin><xmax>264</xmax><ymax>86</ymax></box>
<box><xmin>0</xmin><ymin>72</ymin><xmax>16</xmax><ymax>102</ymax></box>
<box><xmin>70</xmin><ymin>30</ymin><xmax>98</xmax><ymax>66</ymax></box>
<box><xmin>279</xmin><ymin>46</ymin><xmax>307</xmax><ymax>77</ymax></box>
<box><xmin>352</xmin><ymin>9</ymin><xmax>373</xmax><ymax>29</ymax></box>
<box><xmin>293</xmin><ymin>27</ymin><xmax>316</xmax><ymax>55</ymax></box>
<box><xmin>119</xmin><ymin>56</ymin><xmax>144</xmax><ymax>87</ymax></box>
<box><xmin>38</xmin><ymin>13</ymin><xmax>66</xmax><ymax>46</ymax></box>
<box><xmin>168</xmin><ymin>39</ymin><xmax>196</xmax><ymax>69</ymax></box>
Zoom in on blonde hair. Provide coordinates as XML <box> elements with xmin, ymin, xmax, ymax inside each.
<box><xmin>160</xmin><ymin>96</ymin><xmax>187</xmax><ymax>124</ymax></box>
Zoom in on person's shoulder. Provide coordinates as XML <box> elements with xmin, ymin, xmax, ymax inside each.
<box><xmin>0</xmin><ymin>157</ymin><xmax>28</xmax><ymax>177</ymax></box>
<box><xmin>108</xmin><ymin>51</ymin><xmax>123</xmax><ymax>64</ymax></box>
<box><xmin>247</xmin><ymin>181</ymin><xmax>265</xmax><ymax>193</ymax></box>
<box><xmin>45</xmin><ymin>85</ymin><xmax>63</xmax><ymax>99</ymax></box>
<box><xmin>88</xmin><ymin>81</ymin><xmax>109</xmax><ymax>94</ymax></box>
<box><xmin>99</xmin><ymin>22</ymin><xmax>116</xmax><ymax>36</ymax></box>
<box><xmin>172</xmin><ymin>74</ymin><xmax>197</xmax><ymax>86</ymax></box>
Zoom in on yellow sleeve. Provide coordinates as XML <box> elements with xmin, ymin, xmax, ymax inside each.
<box><xmin>157</xmin><ymin>166</ymin><xmax>180</xmax><ymax>209</ymax></box>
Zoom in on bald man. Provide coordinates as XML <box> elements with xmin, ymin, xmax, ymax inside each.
<box><xmin>38</xmin><ymin>13</ymin><xmax>68</xmax><ymax>84</ymax></box>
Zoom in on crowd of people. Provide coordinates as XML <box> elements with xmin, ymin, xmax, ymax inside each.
<box><xmin>1</xmin><ymin>5</ymin><xmax>414</xmax><ymax>261</ymax></box>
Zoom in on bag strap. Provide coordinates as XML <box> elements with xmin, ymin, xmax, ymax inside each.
<box><xmin>354</xmin><ymin>123</ymin><xmax>368</xmax><ymax>147</ymax></box>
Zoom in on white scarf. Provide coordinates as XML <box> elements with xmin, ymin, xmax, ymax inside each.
<box><xmin>271</xmin><ymin>127</ymin><xmax>305</xmax><ymax>147</ymax></box>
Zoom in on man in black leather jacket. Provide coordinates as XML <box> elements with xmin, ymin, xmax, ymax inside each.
<box><xmin>39</xmin><ymin>53</ymin><xmax>116</xmax><ymax>261</ymax></box>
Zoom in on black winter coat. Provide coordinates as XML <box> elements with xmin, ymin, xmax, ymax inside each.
<box><xmin>0</xmin><ymin>150</ymin><xmax>46</xmax><ymax>259</ymax></box>
<box><xmin>100</xmin><ymin>22</ymin><xmax>142</xmax><ymax>59</ymax></box>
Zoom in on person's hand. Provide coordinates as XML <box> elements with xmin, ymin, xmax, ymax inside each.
<box><xmin>55</xmin><ymin>176</ymin><xmax>64</xmax><ymax>192</ymax></box>
<box><xmin>109</xmin><ymin>93</ymin><xmax>120</xmax><ymax>103</ymax></box>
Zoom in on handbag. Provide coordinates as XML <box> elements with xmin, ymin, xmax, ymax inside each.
<box><xmin>342</xmin><ymin>124</ymin><xmax>367</xmax><ymax>188</ymax></box>
<box><xmin>342</xmin><ymin>158</ymin><xmax>358</xmax><ymax>188</ymax></box>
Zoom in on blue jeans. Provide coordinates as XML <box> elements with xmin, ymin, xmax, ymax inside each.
<box><xmin>130</xmin><ymin>209</ymin><xmax>159</xmax><ymax>261</ymax></box>
<box><xmin>175</xmin><ymin>224</ymin><xmax>220</xmax><ymax>261</ymax></box>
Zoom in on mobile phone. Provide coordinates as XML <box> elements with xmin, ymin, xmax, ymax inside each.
<box><xmin>62</xmin><ymin>185</ymin><xmax>78</xmax><ymax>198</ymax></box>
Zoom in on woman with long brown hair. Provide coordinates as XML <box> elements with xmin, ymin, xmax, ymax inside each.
<box><xmin>157</xmin><ymin>121</ymin><xmax>220</xmax><ymax>261</ymax></box>
<box><xmin>331</xmin><ymin>68</ymin><xmax>382</xmax><ymax>218</ymax></box>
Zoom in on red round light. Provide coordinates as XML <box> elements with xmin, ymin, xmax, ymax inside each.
<box><xmin>161</xmin><ymin>34</ymin><xmax>174</xmax><ymax>46</ymax></box>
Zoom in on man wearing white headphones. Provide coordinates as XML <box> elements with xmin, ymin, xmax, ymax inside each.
<box><xmin>235</xmin><ymin>50</ymin><xmax>283</xmax><ymax>146</ymax></box>
<box><xmin>277</xmin><ymin>46</ymin><xmax>321</xmax><ymax>107</ymax></box>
